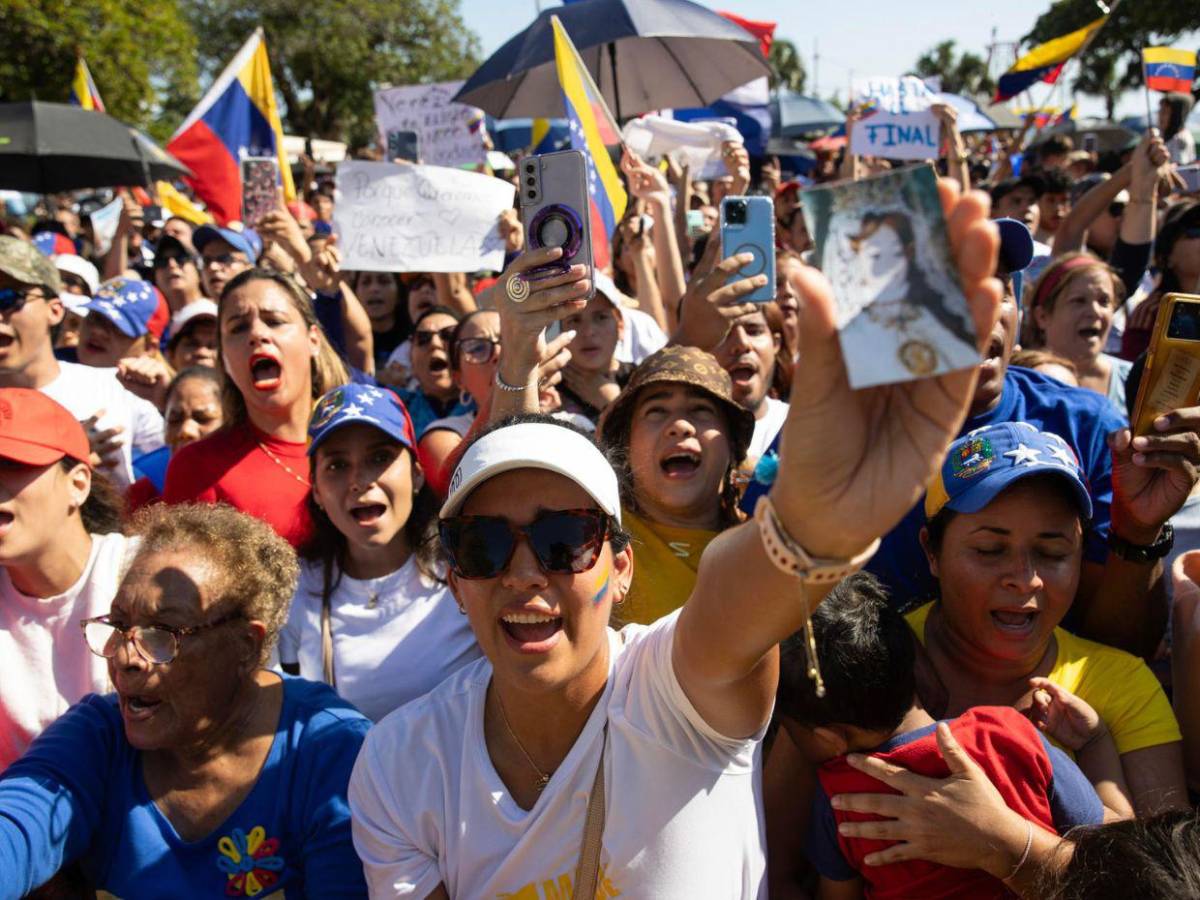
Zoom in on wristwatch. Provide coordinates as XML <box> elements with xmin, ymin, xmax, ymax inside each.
<box><xmin>1107</xmin><ymin>523</ymin><xmax>1175</xmax><ymax>564</ymax></box>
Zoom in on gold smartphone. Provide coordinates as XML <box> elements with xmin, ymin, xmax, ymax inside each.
<box><xmin>1130</xmin><ymin>293</ymin><xmax>1200</xmax><ymax>436</ymax></box>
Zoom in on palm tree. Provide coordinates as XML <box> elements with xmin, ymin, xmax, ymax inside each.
<box><xmin>912</xmin><ymin>40</ymin><xmax>994</xmax><ymax>97</ymax></box>
<box><xmin>769</xmin><ymin>39</ymin><xmax>807</xmax><ymax>94</ymax></box>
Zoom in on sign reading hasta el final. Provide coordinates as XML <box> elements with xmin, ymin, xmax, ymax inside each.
<box><xmin>850</xmin><ymin>76</ymin><xmax>942</xmax><ymax>161</ymax></box>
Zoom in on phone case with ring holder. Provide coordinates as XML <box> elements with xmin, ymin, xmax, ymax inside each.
<box><xmin>518</xmin><ymin>150</ymin><xmax>595</xmax><ymax>295</ymax></box>
<box><xmin>720</xmin><ymin>196</ymin><xmax>776</xmax><ymax>303</ymax></box>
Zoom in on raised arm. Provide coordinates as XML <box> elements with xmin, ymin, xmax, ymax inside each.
<box><xmin>621</xmin><ymin>151</ymin><xmax>687</xmax><ymax>327</ymax></box>
<box><xmin>1052</xmin><ymin>166</ymin><xmax>1131</xmax><ymax>256</ymax></box>
<box><xmin>673</xmin><ymin>182</ymin><xmax>1002</xmax><ymax>739</ymax></box>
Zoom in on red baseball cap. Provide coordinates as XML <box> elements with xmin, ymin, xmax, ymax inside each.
<box><xmin>0</xmin><ymin>389</ymin><xmax>91</xmax><ymax>467</ymax></box>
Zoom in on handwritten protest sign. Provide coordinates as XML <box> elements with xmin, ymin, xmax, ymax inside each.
<box><xmin>850</xmin><ymin>76</ymin><xmax>941</xmax><ymax>161</ymax></box>
<box><xmin>334</xmin><ymin>162</ymin><xmax>514</xmax><ymax>273</ymax></box>
<box><xmin>89</xmin><ymin>197</ymin><xmax>123</xmax><ymax>256</ymax></box>
<box><xmin>373</xmin><ymin>81</ymin><xmax>487</xmax><ymax>168</ymax></box>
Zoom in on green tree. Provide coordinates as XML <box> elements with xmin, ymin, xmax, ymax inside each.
<box><xmin>911</xmin><ymin>40</ymin><xmax>994</xmax><ymax>96</ymax></box>
<box><xmin>0</xmin><ymin>0</ymin><xmax>199</xmax><ymax>142</ymax></box>
<box><xmin>1026</xmin><ymin>0</ymin><xmax>1199</xmax><ymax>116</ymax></box>
<box><xmin>768</xmin><ymin>39</ymin><xmax>806</xmax><ymax>94</ymax></box>
<box><xmin>181</xmin><ymin>0</ymin><xmax>481</xmax><ymax>147</ymax></box>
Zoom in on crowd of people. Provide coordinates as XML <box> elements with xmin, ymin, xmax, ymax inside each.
<box><xmin>0</xmin><ymin>82</ymin><xmax>1197</xmax><ymax>898</ymax></box>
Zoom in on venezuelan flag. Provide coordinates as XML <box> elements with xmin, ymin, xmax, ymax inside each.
<box><xmin>167</xmin><ymin>28</ymin><xmax>295</xmax><ymax>225</ymax></box>
<box><xmin>551</xmin><ymin>16</ymin><xmax>627</xmax><ymax>271</ymax></box>
<box><xmin>1144</xmin><ymin>47</ymin><xmax>1196</xmax><ymax>94</ymax></box>
<box><xmin>995</xmin><ymin>15</ymin><xmax>1108</xmax><ymax>102</ymax></box>
<box><xmin>69</xmin><ymin>58</ymin><xmax>105</xmax><ymax>112</ymax></box>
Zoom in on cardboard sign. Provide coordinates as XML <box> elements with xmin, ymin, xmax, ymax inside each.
<box><xmin>334</xmin><ymin>162</ymin><xmax>514</xmax><ymax>273</ymax></box>
<box><xmin>851</xmin><ymin>76</ymin><xmax>940</xmax><ymax>161</ymax></box>
<box><xmin>373</xmin><ymin>81</ymin><xmax>487</xmax><ymax>168</ymax></box>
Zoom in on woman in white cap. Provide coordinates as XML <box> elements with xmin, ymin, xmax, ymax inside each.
<box><xmin>279</xmin><ymin>383</ymin><xmax>480</xmax><ymax>722</ymax></box>
<box><xmin>50</xmin><ymin>253</ymin><xmax>99</xmax><ymax>355</ymax></box>
<box><xmin>348</xmin><ymin>188</ymin><xmax>1005</xmax><ymax>898</ymax></box>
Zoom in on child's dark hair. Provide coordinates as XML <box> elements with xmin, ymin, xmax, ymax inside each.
<box><xmin>60</xmin><ymin>458</ymin><xmax>123</xmax><ymax>535</ymax></box>
<box><xmin>777</xmin><ymin>572</ymin><xmax>915</xmax><ymax>734</ymax></box>
<box><xmin>1039</xmin><ymin>810</ymin><xmax>1200</xmax><ymax>900</ymax></box>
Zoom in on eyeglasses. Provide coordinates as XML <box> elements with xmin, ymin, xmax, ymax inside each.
<box><xmin>80</xmin><ymin>611</ymin><xmax>243</xmax><ymax>665</ymax></box>
<box><xmin>414</xmin><ymin>326</ymin><xmax>456</xmax><ymax>348</ymax></box>
<box><xmin>153</xmin><ymin>252</ymin><xmax>193</xmax><ymax>270</ymax></box>
<box><xmin>440</xmin><ymin>508</ymin><xmax>609</xmax><ymax>580</ymax></box>
<box><xmin>457</xmin><ymin>336</ymin><xmax>499</xmax><ymax>364</ymax></box>
<box><xmin>201</xmin><ymin>253</ymin><xmax>246</xmax><ymax>269</ymax></box>
<box><xmin>0</xmin><ymin>287</ymin><xmax>45</xmax><ymax>314</ymax></box>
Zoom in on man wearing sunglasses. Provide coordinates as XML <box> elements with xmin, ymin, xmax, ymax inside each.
<box><xmin>150</xmin><ymin>234</ymin><xmax>204</xmax><ymax>313</ymax></box>
<box><xmin>348</xmin><ymin>205</ymin><xmax>1004</xmax><ymax>898</ymax></box>
<box><xmin>0</xmin><ymin>236</ymin><xmax>164</xmax><ymax>491</ymax></box>
<box><xmin>192</xmin><ymin>224</ymin><xmax>260</xmax><ymax>301</ymax></box>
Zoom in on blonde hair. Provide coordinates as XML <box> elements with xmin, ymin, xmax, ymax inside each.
<box><xmin>1024</xmin><ymin>252</ymin><xmax>1125</xmax><ymax>347</ymax></box>
<box><xmin>215</xmin><ymin>269</ymin><xmax>350</xmax><ymax>427</ymax></box>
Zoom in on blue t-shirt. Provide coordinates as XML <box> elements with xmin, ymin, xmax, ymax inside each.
<box><xmin>864</xmin><ymin>365</ymin><xmax>1127</xmax><ymax>612</ymax></box>
<box><xmin>397</xmin><ymin>386</ymin><xmax>474</xmax><ymax>439</ymax></box>
<box><xmin>0</xmin><ymin>677</ymin><xmax>369</xmax><ymax>899</ymax></box>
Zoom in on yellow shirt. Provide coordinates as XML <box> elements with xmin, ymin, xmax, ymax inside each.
<box><xmin>622</xmin><ymin>512</ymin><xmax>719</xmax><ymax>625</ymax></box>
<box><xmin>906</xmin><ymin>602</ymin><xmax>1181</xmax><ymax>755</ymax></box>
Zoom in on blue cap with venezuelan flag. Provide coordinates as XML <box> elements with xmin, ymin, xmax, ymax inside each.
<box><xmin>166</xmin><ymin>28</ymin><xmax>295</xmax><ymax>225</ymax></box>
<box><xmin>1143</xmin><ymin>47</ymin><xmax>1196</xmax><ymax>94</ymax></box>
<box><xmin>69</xmin><ymin>57</ymin><xmax>105</xmax><ymax>113</ymax></box>
<box><xmin>551</xmin><ymin>15</ymin><xmax>627</xmax><ymax>272</ymax></box>
<box><xmin>994</xmin><ymin>14</ymin><xmax>1109</xmax><ymax>103</ymax></box>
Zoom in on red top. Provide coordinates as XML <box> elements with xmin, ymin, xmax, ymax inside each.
<box><xmin>815</xmin><ymin>708</ymin><xmax>1060</xmax><ymax>900</ymax></box>
<box><xmin>125</xmin><ymin>476</ymin><xmax>162</xmax><ymax>516</ymax></box>
<box><xmin>163</xmin><ymin>422</ymin><xmax>313</xmax><ymax>548</ymax></box>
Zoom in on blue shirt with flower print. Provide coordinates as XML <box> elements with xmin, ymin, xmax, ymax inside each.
<box><xmin>0</xmin><ymin>676</ymin><xmax>369</xmax><ymax>899</ymax></box>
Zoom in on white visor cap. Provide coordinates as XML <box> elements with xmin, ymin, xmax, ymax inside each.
<box><xmin>440</xmin><ymin>422</ymin><xmax>621</xmax><ymax>524</ymax></box>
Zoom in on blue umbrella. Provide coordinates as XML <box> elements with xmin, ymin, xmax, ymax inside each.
<box><xmin>454</xmin><ymin>0</ymin><xmax>769</xmax><ymax>120</ymax></box>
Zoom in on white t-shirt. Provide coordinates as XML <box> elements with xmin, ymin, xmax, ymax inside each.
<box><xmin>0</xmin><ymin>532</ymin><xmax>140</xmax><ymax>771</ymax></box>
<box><xmin>349</xmin><ymin>612</ymin><xmax>766</xmax><ymax>899</ymax></box>
<box><xmin>278</xmin><ymin>557</ymin><xmax>482</xmax><ymax>722</ymax></box>
<box><xmin>617</xmin><ymin>307</ymin><xmax>668</xmax><ymax>366</ymax></box>
<box><xmin>748</xmin><ymin>396</ymin><xmax>788</xmax><ymax>463</ymax></box>
<box><xmin>40</xmin><ymin>361</ymin><xmax>165</xmax><ymax>490</ymax></box>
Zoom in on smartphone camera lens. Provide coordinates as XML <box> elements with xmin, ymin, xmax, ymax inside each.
<box><xmin>526</xmin><ymin>190</ymin><xmax>537</xmax><ymax>200</ymax></box>
<box><xmin>526</xmin><ymin>177</ymin><xmax>536</xmax><ymax>187</ymax></box>
<box><xmin>726</xmin><ymin>201</ymin><xmax>747</xmax><ymax>225</ymax></box>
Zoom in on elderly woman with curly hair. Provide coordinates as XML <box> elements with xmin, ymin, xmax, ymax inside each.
<box><xmin>0</xmin><ymin>503</ymin><xmax>370</xmax><ymax>899</ymax></box>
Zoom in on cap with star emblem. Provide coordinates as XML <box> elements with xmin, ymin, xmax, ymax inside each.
<box><xmin>924</xmin><ymin>421</ymin><xmax>1092</xmax><ymax>521</ymax></box>
<box><xmin>307</xmin><ymin>383</ymin><xmax>416</xmax><ymax>457</ymax></box>
<box><xmin>83</xmin><ymin>277</ymin><xmax>170</xmax><ymax>340</ymax></box>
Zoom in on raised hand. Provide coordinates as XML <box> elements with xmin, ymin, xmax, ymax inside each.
<box><xmin>770</xmin><ymin>179</ymin><xmax>1001</xmax><ymax>559</ymax></box>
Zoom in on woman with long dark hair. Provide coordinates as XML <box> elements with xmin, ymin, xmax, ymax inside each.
<box><xmin>279</xmin><ymin>383</ymin><xmax>480</xmax><ymax>721</ymax></box>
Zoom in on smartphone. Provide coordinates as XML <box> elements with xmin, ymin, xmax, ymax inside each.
<box><xmin>721</xmin><ymin>195</ymin><xmax>775</xmax><ymax>303</ymax></box>
<box><xmin>518</xmin><ymin>149</ymin><xmax>594</xmax><ymax>292</ymax></box>
<box><xmin>1178</xmin><ymin>165</ymin><xmax>1200</xmax><ymax>194</ymax></box>
<box><xmin>686</xmin><ymin>208</ymin><xmax>707</xmax><ymax>239</ymax></box>
<box><xmin>1130</xmin><ymin>293</ymin><xmax>1200</xmax><ymax>436</ymax></box>
<box><xmin>1081</xmin><ymin>133</ymin><xmax>1098</xmax><ymax>154</ymax></box>
<box><xmin>387</xmin><ymin>130</ymin><xmax>420</xmax><ymax>163</ymax></box>
<box><xmin>240</xmin><ymin>156</ymin><xmax>279</xmax><ymax>227</ymax></box>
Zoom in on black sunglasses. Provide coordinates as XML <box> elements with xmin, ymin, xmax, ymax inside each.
<box><xmin>153</xmin><ymin>252</ymin><xmax>193</xmax><ymax>269</ymax></box>
<box><xmin>0</xmin><ymin>287</ymin><xmax>45</xmax><ymax>314</ymax></box>
<box><xmin>414</xmin><ymin>325</ymin><xmax>456</xmax><ymax>348</ymax></box>
<box><xmin>440</xmin><ymin>508</ymin><xmax>609</xmax><ymax>580</ymax></box>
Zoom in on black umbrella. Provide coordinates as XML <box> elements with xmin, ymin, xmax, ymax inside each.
<box><xmin>0</xmin><ymin>101</ymin><xmax>191</xmax><ymax>193</ymax></box>
<box><xmin>454</xmin><ymin>0</ymin><xmax>769</xmax><ymax>120</ymax></box>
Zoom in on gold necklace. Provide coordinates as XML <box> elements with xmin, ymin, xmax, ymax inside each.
<box><xmin>257</xmin><ymin>440</ymin><xmax>311</xmax><ymax>488</ymax></box>
<box><xmin>493</xmin><ymin>686</ymin><xmax>551</xmax><ymax>791</ymax></box>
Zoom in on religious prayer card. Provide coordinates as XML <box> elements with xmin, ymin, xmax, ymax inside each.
<box><xmin>800</xmin><ymin>164</ymin><xmax>979</xmax><ymax>389</ymax></box>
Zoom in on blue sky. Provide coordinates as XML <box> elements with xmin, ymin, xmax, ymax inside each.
<box><xmin>457</xmin><ymin>0</ymin><xmax>1194</xmax><ymax>120</ymax></box>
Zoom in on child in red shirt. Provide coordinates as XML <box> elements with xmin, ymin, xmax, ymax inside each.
<box><xmin>778</xmin><ymin>573</ymin><xmax>1103</xmax><ymax>899</ymax></box>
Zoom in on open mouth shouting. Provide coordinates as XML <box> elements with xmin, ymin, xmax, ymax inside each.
<box><xmin>350</xmin><ymin>502</ymin><xmax>387</xmax><ymax>527</ymax></box>
<box><xmin>499</xmin><ymin>607</ymin><xmax>564</xmax><ymax>653</ymax></box>
<box><xmin>990</xmin><ymin>606</ymin><xmax>1039</xmax><ymax>638</ymax></box>
<box><xmin>1077</xmin><ymin>324</ymin><xmax>1104</xmax><ymax>345</ymax></box>
<box><xmin>728</xmin><ymin>357</ymin><xmax>759</xmax><ymax>388</ymax></box>
<box><xmin>119</xmin><ymin>691</ymin><xmax>163</xmax><ymax>723</ymax></box>
<box><xmin>249</xmin><ymin>352</ymin><xmax>283</xmax><ymax>391</ymax></box>
<box><xmin>659</xmin><ymin>445</ymin><xmax>702</xmax><ymax>480</ymax></box>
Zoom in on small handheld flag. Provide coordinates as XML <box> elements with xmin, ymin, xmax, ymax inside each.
<box><xmin>551</xmin><ymin>16</ymin><xmax>627</xmax><ymax>272</ymax></box>
<box><xmin>1143</xmin><ymin>47</ymin><xmax>1196</xmax><ymax>94</ymax></box>
<box><xmin>167</xmin><ymin>28</ymin><xmax>295</xmax><ymax>225</ymax></box>
<box><xmin>69</xmin><ymin>57</ymin><xmax>105</xmax><ymax>113</ymax></box>
<box><xmin>994</xmin><ymin>15</ymin><xmax>1109</xmax><ymax>103</ymax></box>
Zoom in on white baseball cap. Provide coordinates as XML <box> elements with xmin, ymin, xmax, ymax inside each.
<box><xmin>440</xmin><ymin>421</ymin><xmax>621</xmax><ymax>523</ymax></box>
<box><xmin>166</xmin><ymin>299</ymin><xmax>218</xmax><ymax>343</ymax></box>
<box><xmin>52</xmin><ymin>254</ymin><xmax>99</xmax><ymax>295</ymax></box>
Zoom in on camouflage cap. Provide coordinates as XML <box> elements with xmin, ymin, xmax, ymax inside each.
<box><xmin>0</xmin><ymin>236</ymin><xmax>62</xmax><ymax>295</ymax></box>
<box><xmin>598</xmin><ymin>344</ymin><xmax>757</xmax><ymax>463</ymax></box>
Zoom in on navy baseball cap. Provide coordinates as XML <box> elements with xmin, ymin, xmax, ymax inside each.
<box><xmin>193</xmin><ymin>225</ymin><xmax>262</xmax><ymax>264</ymax></box>
<box><xmin>995</xmin><ymin>218</ymin><xmax>1034</xmax><ymax>275</ymax></box>
<box><xmin>308</xmin><ymin>383</ymin><xmax>416</xmax><ymax>456</ymax></box>
<box><xmin>84</xmin><ymin>277</ymin><xmax>170</xmax><ymax>340</ymax></box>
<box><xmin>925</xmin><ymin>422</ymin><xmax>1092</xmax><ymax>521</ymax></box>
